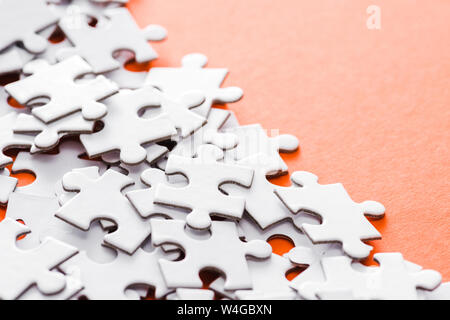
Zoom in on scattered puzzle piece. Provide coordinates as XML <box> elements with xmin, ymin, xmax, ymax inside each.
<box><xmin>155</xmin><ymin>144</ymin><xmax>254</xmax><ymax>229</ymax></box>
<box><xmin>275</xmin><ymin>171</ymin><xmax>385</xmax><ymax>259</ymax></box>
<box><xmin>151</xmin><ymin>219</ymin><xmax>272</xmax><ymax>290</ymax></box>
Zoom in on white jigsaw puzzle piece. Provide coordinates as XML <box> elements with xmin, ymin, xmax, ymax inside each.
<box><xmin>151</xmin><ymin>219</ymin><xmax>272</xmax><ymax>290</ymax></box>
<box><xmin>0</xmin><ymin>0</ymin><xmax>59</xmax><ymax>53</ymax></box>
<box><xmin>56</xmin><ymin>166</ymin><xmax>151</xmax><ymax>254</ymax></box>
<box><xmin>58</xmin><ymin>248</ymin><xmax>178</xmax><ymax>300</ymax></box>
<box><xmin>275</xmin><ymin>171</ymin><xmax>385</xmax><ymax>259</ymax></box>
<box><xmin>146</xmin><ymin>53</ymin><xmax>243</xmax><ymax>117</ymax></box>
<box><xmin>80</xmin><ymin>87</ymin><xmax>178</xmax><ymax>165</ymax></box>
<box><xmin>5</xmin><ymin>56</ymin><xmax>118</xmax><ymax>123</ymax></box>
<box><xmin>154</xmin><ymin>144</ymin><xmax>254</xmax><ymax>229</ymax></box>
<box><xmin>58</xmin><ymin>7</ymin><xmax>166</xmax><ymax>73</ymax></box>
<box><xmin>0</xmin><ymin>218</ymin><xmax>78</xmax><ymax>299</ymax></box>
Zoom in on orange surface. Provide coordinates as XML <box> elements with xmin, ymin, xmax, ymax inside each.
<box><xmin>127</xmin><ymin>0</ymin><xmax>450</xmax><ymax>280</ymax></box>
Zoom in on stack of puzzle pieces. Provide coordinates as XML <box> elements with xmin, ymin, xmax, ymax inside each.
<box><xmin>0</xmin><ymin>0</ymin><xmax>447</xmax><ymax>300</ymax></box>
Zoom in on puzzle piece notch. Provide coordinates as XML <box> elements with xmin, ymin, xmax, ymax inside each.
<box><xmin>151</xmin><ymin>219</ymin><xmax>271</xmax><ymax>290</ymax></box>
<box><xmin>155</xmin><ymin>144</ymin><xmax>254</xmax><ymax>229</ymax></box>
<box><xmin>275</xmin><ymin>171</ymin><xmax>385</xmax><ymax>259</ymax></box>
<box><xmin>80</xmin><ymin>87</ymin><xmax>177</xmax><ymax>165</ymax></box>
<box><xmin>0</xmin><ymin>218</ymin><xmax>78</xmax><ymax>299</ymax></box>
<box><xmin>146</xmin><ymin>53</ymin><xmax>243</xmax><ymax>117</ymax></box>
<box><xmin>0</xmin><ymin>0</ymin><xmax>59</xmax><ymax>53</ymax></box>
<box><xmin>5</xmin><ymin>56</ymin><xmax>118</xmax><ymax>123</ymax></box>
<box><xmin>14</xmin><ymin>112</ymin><xmax>95</xmax><ymax>151</ymax></box>
<box><xmin>56</xmin><ymin>167</ymin><xmax>151</xmax><ymax>254</ymax></box>
<box><xmin>12</xmin><ymin>140</ymin><xmax>105</xmax><ymax>198</ymax></box>
<box><xmin>58</xmin><ymin>7</ymin><xmax>166</xmax><ymax>73</ymax></box>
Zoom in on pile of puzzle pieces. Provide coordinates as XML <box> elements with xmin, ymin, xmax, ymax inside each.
<box><xmin>0</xmin><ymin>0</ymin><xmax>447</xmax><ymax>300</ymax></box>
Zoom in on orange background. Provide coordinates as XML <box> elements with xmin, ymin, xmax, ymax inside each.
<box><xmin>127</xmin><ymin>0</ymin><xmax>449</xmax><ymax>280</ymax></box>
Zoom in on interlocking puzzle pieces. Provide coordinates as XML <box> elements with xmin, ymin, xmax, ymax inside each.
<box><xmin>275</xmin><ymin>171</ymin><xmax>385</xmax><ymax>259</ymax></box>
<box><xmin>292</xmin><ymin>252</ymin><xmax>441</xmax><ymax>300</ymax></box>
<box><xmin>12</xmin><ymin>140</ymin><xmax>105</xmax><ymax>198</ymax></box>
<box><xmin>126</xmin><ymin>168</ymin><xmax>189</xmax><ymax>220</ymax></box>
<box><xmin>0</xmin><ymin>0</ymin><xmax>59</xmax><ymax>54</ymax></box>
<box><xmin>5</xmin><ymin>55</ymin><xmax>118</xmax><ymax>123</ymax></box>
<box><xmin>56</xmin><ymin>166</ymin><xmax>151</xmax><ymax>254</ymax></box>
<box><xmin>221</xmin><ymin>154</ymin><xmax>292</xmax><ymax>229</ymax></box>
<box><xmin>80</xmin><ymin>87</ymin><xmax>190</xmax><ymax>165</ymax></box>
<box><xmin>58</xmin><ymin>248</ymin><xmax>178</xmax><ymax>300</ymax></box>
<box><xmin>0</xmin><ymin>218</ymin><xmax>78</xmax><ymax>300</ymax></box>
<box><xmin>0</xmin><ymin>169</ymin><xmax>17</xmax><ymax>204</ymax></box>
<box><xmin>151</xmin><ymin>219</ymin><xmax>272</xmax><ymax>290</ymax></box>
<box><xmin>6</xmin><ymin>192</ymin><xmax>117</xmax><ymax>264</ymax></box>
<box><xmin>58</xmin><ymin>7</ymin><xmax>167</xmax><ymax>73</ymax></box>
<box><xmin>14</xmin><ymin>112</ymin><xmax>95</xmax><ymax>152</ymax></box>
<box><xmin>0</xmin><ymin>112</ymin><xmax>34</xmax><ymax>168</ymax></box>
<box><xmin>211</xmin><ymin>253</ymin><xmax>299</xmax><ymax>300</ymax></box>
<box><xmin>146</xmin><ymin>53</ymin><xmax>243</xmax><ymax>117</ymax></box>
<box><xmin>225</xmin><ymin>124</ymin><xmax>299</xmax><ymax>176</ymax></box>
<box><xmin>154</xmin><ymin>144</ymin><xmax>254</xmax><ymax>229</ymax></box>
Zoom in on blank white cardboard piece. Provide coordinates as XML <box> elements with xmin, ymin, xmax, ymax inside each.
<box><xmin>12</xmin><ymin>140</ymin><xmax>105</xmax><ymax>197</ymax></box>
<box><xmin>0</xmin><ymin>218</ymin><xmax>78</xmax><ymax>300</ymax></box>
<box><xmin>221</xmin><ymin>154</ymin><xmax>291</xmax><ymax>229</ymax></box>
<box><xmin>0</xmin><ymin>0</ymin><xmax>58</xmax><ymax>53</ymax></box>
<box><xmin>58</xmin><ymin>7</ymin><xmax>166</xmax><ymax>73</ymax></box>
<box><xmin>146</xmin><ymin>53</ymin><xmax>243</xmax><ymax>117</ymax></box>
<box><xmin>151</xmin><ymin>219</ymin><xmax>272</xmax><ymax>290</ymax></box>
<box><xmin>275</xmin><ymin>171</ymin><xmax>385</xmax><ymax>259</ymax></box>
<box><xmin>154</xmin><ymin>144</ymin><xmax>254</xmax><ymax>229</ymax></box>
<box><xmin>59</xmin><ymin>248</ymin><xmax>178</xmax><ymax>300</ymax></box>
<box><xmin>56</xmin><ymin>167</ymin><xmax>151</xmax><ymax>254</ymax></box>
<box><xmin>80</xmin><ymin>87</ymin><xmax>177</xmax><ymax>165</ymax></box>
<box><xmin>5</xmin><ymin>55</ymin><xmax>118</xmax><ymax>123</ymax></box>
<box><xmin>6</xmin><ymin>192</ymin><xmax>117</xmax><ymax>263</ymax></box>
<box><xmin>126</xmin><ymin>168</ymin><xmax>189</xmax><ymax>220</ymax></box>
